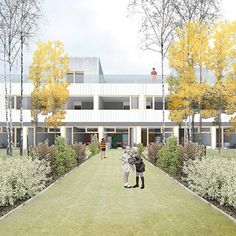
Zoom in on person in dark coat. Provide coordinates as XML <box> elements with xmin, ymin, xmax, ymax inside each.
<box><xmin>132</xmin><ymin>152</ymin><xmax>145</xmax><ymax>189</ymax></box>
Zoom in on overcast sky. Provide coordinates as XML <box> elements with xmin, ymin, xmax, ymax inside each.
<box><xmin>5</xmin><ymin>0</ymin><xmax>236</xmax><ymax>75</ymax></box>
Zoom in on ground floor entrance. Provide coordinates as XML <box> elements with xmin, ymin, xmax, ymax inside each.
<box><xmin>1</xmin><ymin>125</ymin><xmax>235</xmax><ymax>150</ymax></box>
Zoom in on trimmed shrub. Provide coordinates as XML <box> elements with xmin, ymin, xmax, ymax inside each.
<box><xmin>183</xmin><ymin>157</ymin><xmax>236</xmax><ymax>208</ymax></box>
<box><xmin>29</xmin><ymin>140</ymin><xmax>56</xmax><ymax>176</ymax></box>
<box><xmin>72</xmin><ymin>142</ymin><xmax>87</xmax><ymax>164</ymax></box>
<box><xmin>179</xmin><ymin>142</ymin><xmax>205</xmax><ymax>161</ymax></box>
<box><xmin>147</xmin><ymin>142</ymin><xmax>162</xmax><ymax>165</ymax></box>
<box><xmin>0</xmin><ymin>156</ymin><xmax>51</xmax><ymax>206</ymax></box>
<box><xmin>157</xmin><ymin>137</ymin><xmax>181</xmax><ymax>176</ymax></box>
<box><xmin>88</xmin><ymin>134</ymin><xmax>100</xmax><ymax>156</ymax></box>
<box><xmin>55</xmin><ymin>137</ymin><xmax>77</xmax><ymax>176</ymax></box>
<box><xmin>136</xmin><ymin>143</ymin><xmax>145</xmax><ymax>157</ymax></box>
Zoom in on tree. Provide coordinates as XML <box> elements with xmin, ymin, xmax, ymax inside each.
<box><xmin>17</xmin><ymin>0</ymin><xmax>43</xmax><ymax>156</ymax></box>
<box><xmin>172</xmin><ymin>0</ymin><xmax>222</xmax><ymax>27</ymax></box>
<box><xmin>29</xmin><ymin>41</ymin><xmax>70</xmax><ymax>144</ymax></box>
<box><xmin>205</xmin><ymin>21</ymin><xmax>236</xmax><ymax>152</ymax></box>
<box><xmin>128</xmin><ymin>0</ymin><xmax>176</xmax><ymax>144</ymax></box>
<box><xmin>168</xmin><ymin>21</ymin><xmax>210</xmax><ymax>142</ymax></box>
<box><xmin>0</xmin><ymin>0</ymin><xmax>22</xmax><ymax>156</ymax></box>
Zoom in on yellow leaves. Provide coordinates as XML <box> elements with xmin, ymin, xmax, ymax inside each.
<box><xmin>29</xmin><ymin>41</ymin><xmax>70</xmax><ymax>128</ymax></box>
<box><xmin>168</xmin><ymin>20</ymin><xmax>236</xmax><ymax>125</ymax></box>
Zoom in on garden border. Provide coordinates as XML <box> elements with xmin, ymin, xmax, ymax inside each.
<box><xmin>0</xmin><ymin>155</ymin><xmax>91</xmax><ymax>221</ymax></box>
<box><xmin>145</xmin><ymin>159</ymin><xmax>236</xmax><ymax>225</ymax></box>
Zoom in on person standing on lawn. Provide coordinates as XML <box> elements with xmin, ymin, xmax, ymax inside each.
<box><xmin>120</xmin><ymin>147</ymin><xmax>135</xmax><ymax>188</ymax></box>
<box><xmin>100</xmin><ymin>138</ymin><xmax>106</xmax><ymax>160</ymax></box>
<box><xmin>132</xmin><ymin>148</ymin><xmax>146</xmax><ymax>189</ymax></box>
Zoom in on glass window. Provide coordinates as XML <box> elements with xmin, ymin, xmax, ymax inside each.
<box><xmin>201</xmin><ymin>128</ymin><xmax>211</xmax><ymax>133</ymax></box>
<box><xmin>66</xmin><ymin>128</ymin><xmax>72</xmax><ymax>145</ymax></box>
<box><xmin>75</xmin><ymin>72</ymin><xmax>84</xmax><ymax>83</ymax></box>
<box><xmin>116</xmin><ymin>128</ymin><xmax>128</xmax><ymax>133</ymax></box>
<box><xmin>2</xmin><ymin>127</ymin><xmax>7</xmax><ymax>133</ymax></box>
<box><xmin>48</xmin><ymin>128</ymin><xmax>60</xmax><ymax>133</ymax></box>
<box><xmin>37</xmin><ymin>127</ymin><xmax>47</xmax><ymax>133</ymax></box>
<box><xmin>164</xmin><ymin>128</ymin><xmax>173</xmax><ymax>133</ymax></box>
<box><xmin>141</xmin><ymin>128</ymin><xmax>148</xmax><ymax>146</ymax></box>
<box><xmin>67</xmin><ymin>72</ymin><xmax>74</xmax><ymax>83</ymax></box>
<box><xmin>86</xmin><ymin>128</ymin><xmax>98</xmax><ymax>133</ymax></box>
<box><xmin>146</xmin><ymin>97</ymin><xmax>153</xmax><ymax>109</ymax></box>
<box><xmin>149</xmin><ymin>128</ymin><xmax>161</xmax><ymax>133</ymax></box>
<box><xmin>74</xmin><ymin>127</ymin><xmax>86</xmax><ymax>133</ymax></box>
<box><xmin>7</xmin><ymin>96</ymin><xmax>15</xmax><ymax>109</ymax></box>
<box><xmin>104</xmin><ymin>128</ymin><xmax>115</xmax><ymax>133</ymax></box>
<box><xmin>131</xmin><ymin>97</ymin><xmax>139</xmax><ymax>109</ymax></box>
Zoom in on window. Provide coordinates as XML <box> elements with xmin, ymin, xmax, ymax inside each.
<box><xmin>48</xmin><ymin>128</ymin><xmax>60</xmax><ymax>133</ymax></box>
<box><xmin>37</xmin><ymin>127</ymin><xmax>48</xmax><ymax>133</ymax></box>
<box><xmin>74</xmin><ymin>127</ymin><xmax>86</xmax><ymax>133</ymax></box>
<box><xmin>16</xmin><ymin>96</ymin><xmax>31</xmax><ymax>109</ymax></box>
<box><xmin>201</xmin><ymin>128</ymin><xmax>211</xmax><ymax>133</ymax></box>
<box><xmin>104</xmin><ymin>128</ymin><xmax>115</xmax><ymax>133</ymax></box>
<box><xmin>116</xmin><ymin>128</ymin><xmax>128</xmax><ymax>133</ymax></box>
<box><xmin>7</xmin><ymin>96</ymin><xmax>16</xmax><ymax>109</ymax></box>
<box><xmin>86</xmin><ymin>128</ymin><xmax>98</xmax><ymax>133</ymax></box>
<box><xmin>131</xmin><ymin>97</ymin><xmax>139</xmax><ymax>109</ymax></box>
<box><xmin>75</xmin><ymin>72</ymin><xmax>84</xmax><ymax>83</ymax></box>
<box><xmin>123</xmin><ymin>101</ymin><xmax>130</xmax><ymax>110</ymax></box>
<box><xmin>67</xmin><ymin>72</ymin><xmax>84</xmax><ymax>83</ymax></box>
<box><xmin>146</xmin><ymin>97</ymin><xmax>153</xmax><ymax>109</ymax></box>
<box><xmin>67</xmin><ymin>72</ymin><xmax>74</xmax><ymax>83</ymax></box>
<box><xmin>164</xmin><ymin>128</ymin><xmax>173</xmax><ymax>133</ymax></box>
<box><xmin>74</xmin><ymin>102</ymin><xmax>82</xmax><ymax>110</ymax></box>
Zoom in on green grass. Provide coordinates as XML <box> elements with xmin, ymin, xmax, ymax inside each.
<box><xmin>207</xmin><ymin>149</ymin><xmax>236</xmax><ymax>159</ymax></box>
<box><xmin>0</xmin><ymin>148</ymin><xmax>27</xmax><ymax>158</ymax></box>
<box><xmin>0</xmin><ymin>149</ymin><xmax>236</xmax><ymax>236</ymax></box>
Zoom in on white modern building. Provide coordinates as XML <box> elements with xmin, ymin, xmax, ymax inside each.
<box><xmin>0</xmin><ymin>57</ymin><xmax>236</xmax><ymax>149</ymax></box>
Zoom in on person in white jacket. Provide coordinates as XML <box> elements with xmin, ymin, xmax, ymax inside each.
<box><xmin>120</xmin><ymin>146</ymin><xmax>135</xmax><ymax>188</ymax></box>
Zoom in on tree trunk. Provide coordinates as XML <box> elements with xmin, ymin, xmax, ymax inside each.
<box><xmin>161</xmin><ymin>45</ymin><xmax>166</xmax><ymax>145</ymax></box>
<box><xmin>218</xmin><ymin>110</ymin><xmax>222</xmax><ymax>154</ymax></box>
<box><xmin>20</xmin><ymin>33</ymin><xmax>24</xmax><ymax>156</ymax></box>
<box><xmin>35</xmin><ymin>115</ymin><xmax>38</xmax><ymax>146</ymax></box>
<box><xmin>4</xmin><ymin>45</ymin><xmax>10</xmax><ymax>155</ymax></box>
<box><xmin>9</xmin><ymin>65</ymin><xmax>13</xmax><ymax>156</ymax></box>
<box><xmin>198</xmin><ymin>65</ymin><xmax>203</xmax><ymax>145</ymax></box>
<box><xmin>191</xmin><ymin>113</ymin><xmax>195</xmax><ymax>142</ymax></box>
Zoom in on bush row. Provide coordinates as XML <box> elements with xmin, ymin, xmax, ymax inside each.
<box><xmin>183</xmin><ymin>157</ymin><xmax>236</xmax><ymax>208</ymax></box>
<box><xmin>146</xmin><ymin>137</ymin><xmax>236</xmax><ymax>209</ymax></box>
<box><xmin>29</xmin><ymin>137</ymin><xmax>88</xmax><ymax>176</ymax></box>
<box><xmin>0</xmin><ymin>136</ymin><xmax>90</xmax><ymax>207</ymax></box>
<box><xmin>0</xmin><ymin>156</ymin><xmax>50</xmax><ymax>206</ymax></box>
<box><xmin>146</xmin><ymin>137</ymin><xmax>205</xmax><ymax>176</ymax></box>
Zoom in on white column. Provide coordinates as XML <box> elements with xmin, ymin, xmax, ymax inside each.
<box><xmin>98</xmin><ymin>126</ymin><xmax>103</xmax><ymax>141</ymax></box>
<box><xmin>211</xmin><ymin>126</ymin><xmax>216</xmax><ymax>149</ymax></box>
<box><xmin>94</xmin><ymin>94</ymin><xmax>99</xmax><ymax>110</ymax></box>
<box><xmin>23</xmin><ymin>127</ymin><xmax>27</xmax><ymax>149</ymax></box>
<box><xmin>60</xmin><ymin>127</ymin><xmax>66</xmax><ymax>138</ymax></box>
<box><xmin>136</xmin><ymin>126</ymin><xmax>141</xmax><ymax>144</ymax></box>
<box><xmin>173</xmin><ymin>126</ymin><xmax>179</xmax><ymax>139</ymax></box>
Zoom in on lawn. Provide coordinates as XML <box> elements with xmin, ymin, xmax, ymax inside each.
<box><xmin>207</xmin><ymin>149</ymin><xmax>236</xmax><ymax>159</ymax></box>
<box><xmin>0</xmin><ymin>149</ymin><xmax>235</xmax><ymax>236</ymax></box>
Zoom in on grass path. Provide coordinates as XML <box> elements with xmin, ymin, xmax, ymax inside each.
<box><xmin>0</xmin><ymin>149</ymin><xmax>236</xmax><ymax>236</ymax></box>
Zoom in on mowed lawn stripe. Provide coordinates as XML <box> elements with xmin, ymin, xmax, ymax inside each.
<box><xmin>0</xmin><ymin>149</ymin><xmax>236</xmax><ymax>236</ymax></box>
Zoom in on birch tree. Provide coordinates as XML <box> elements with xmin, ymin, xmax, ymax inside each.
<box><xmin>172</xmin><ymin>0</ymin><xmax>221</xmax><ymax>27</ymax></box>
<box><xmin>17</xmin><ymin>0</ymin><xmax>43</xmax><ymax>156</ymax></box>
<box><xmin>0</xmin><ymin>0</ymin><xmax>22</xmax><ymax>156</ymax></box>
<box><xmin>128</xmin><ymin>0</ymin><xmax>176</xmax><ymax>144</ymax></box>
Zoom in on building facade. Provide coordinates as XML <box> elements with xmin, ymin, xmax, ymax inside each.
<box><xmin>0</xmin><ymin>57</ymin><xmax>236</xmax><ymax>149</ymax></box>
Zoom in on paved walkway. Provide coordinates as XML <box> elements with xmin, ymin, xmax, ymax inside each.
<box><xmin>0</xmin><ymin>150</ymin><xmax>236</xmax><ymax>236</ymax></box>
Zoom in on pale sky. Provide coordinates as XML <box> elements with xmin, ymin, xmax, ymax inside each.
<box><xmin>5</xmin><ymin>0</ymin><xmax>236</xmax><ymax>74</ymax></box>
